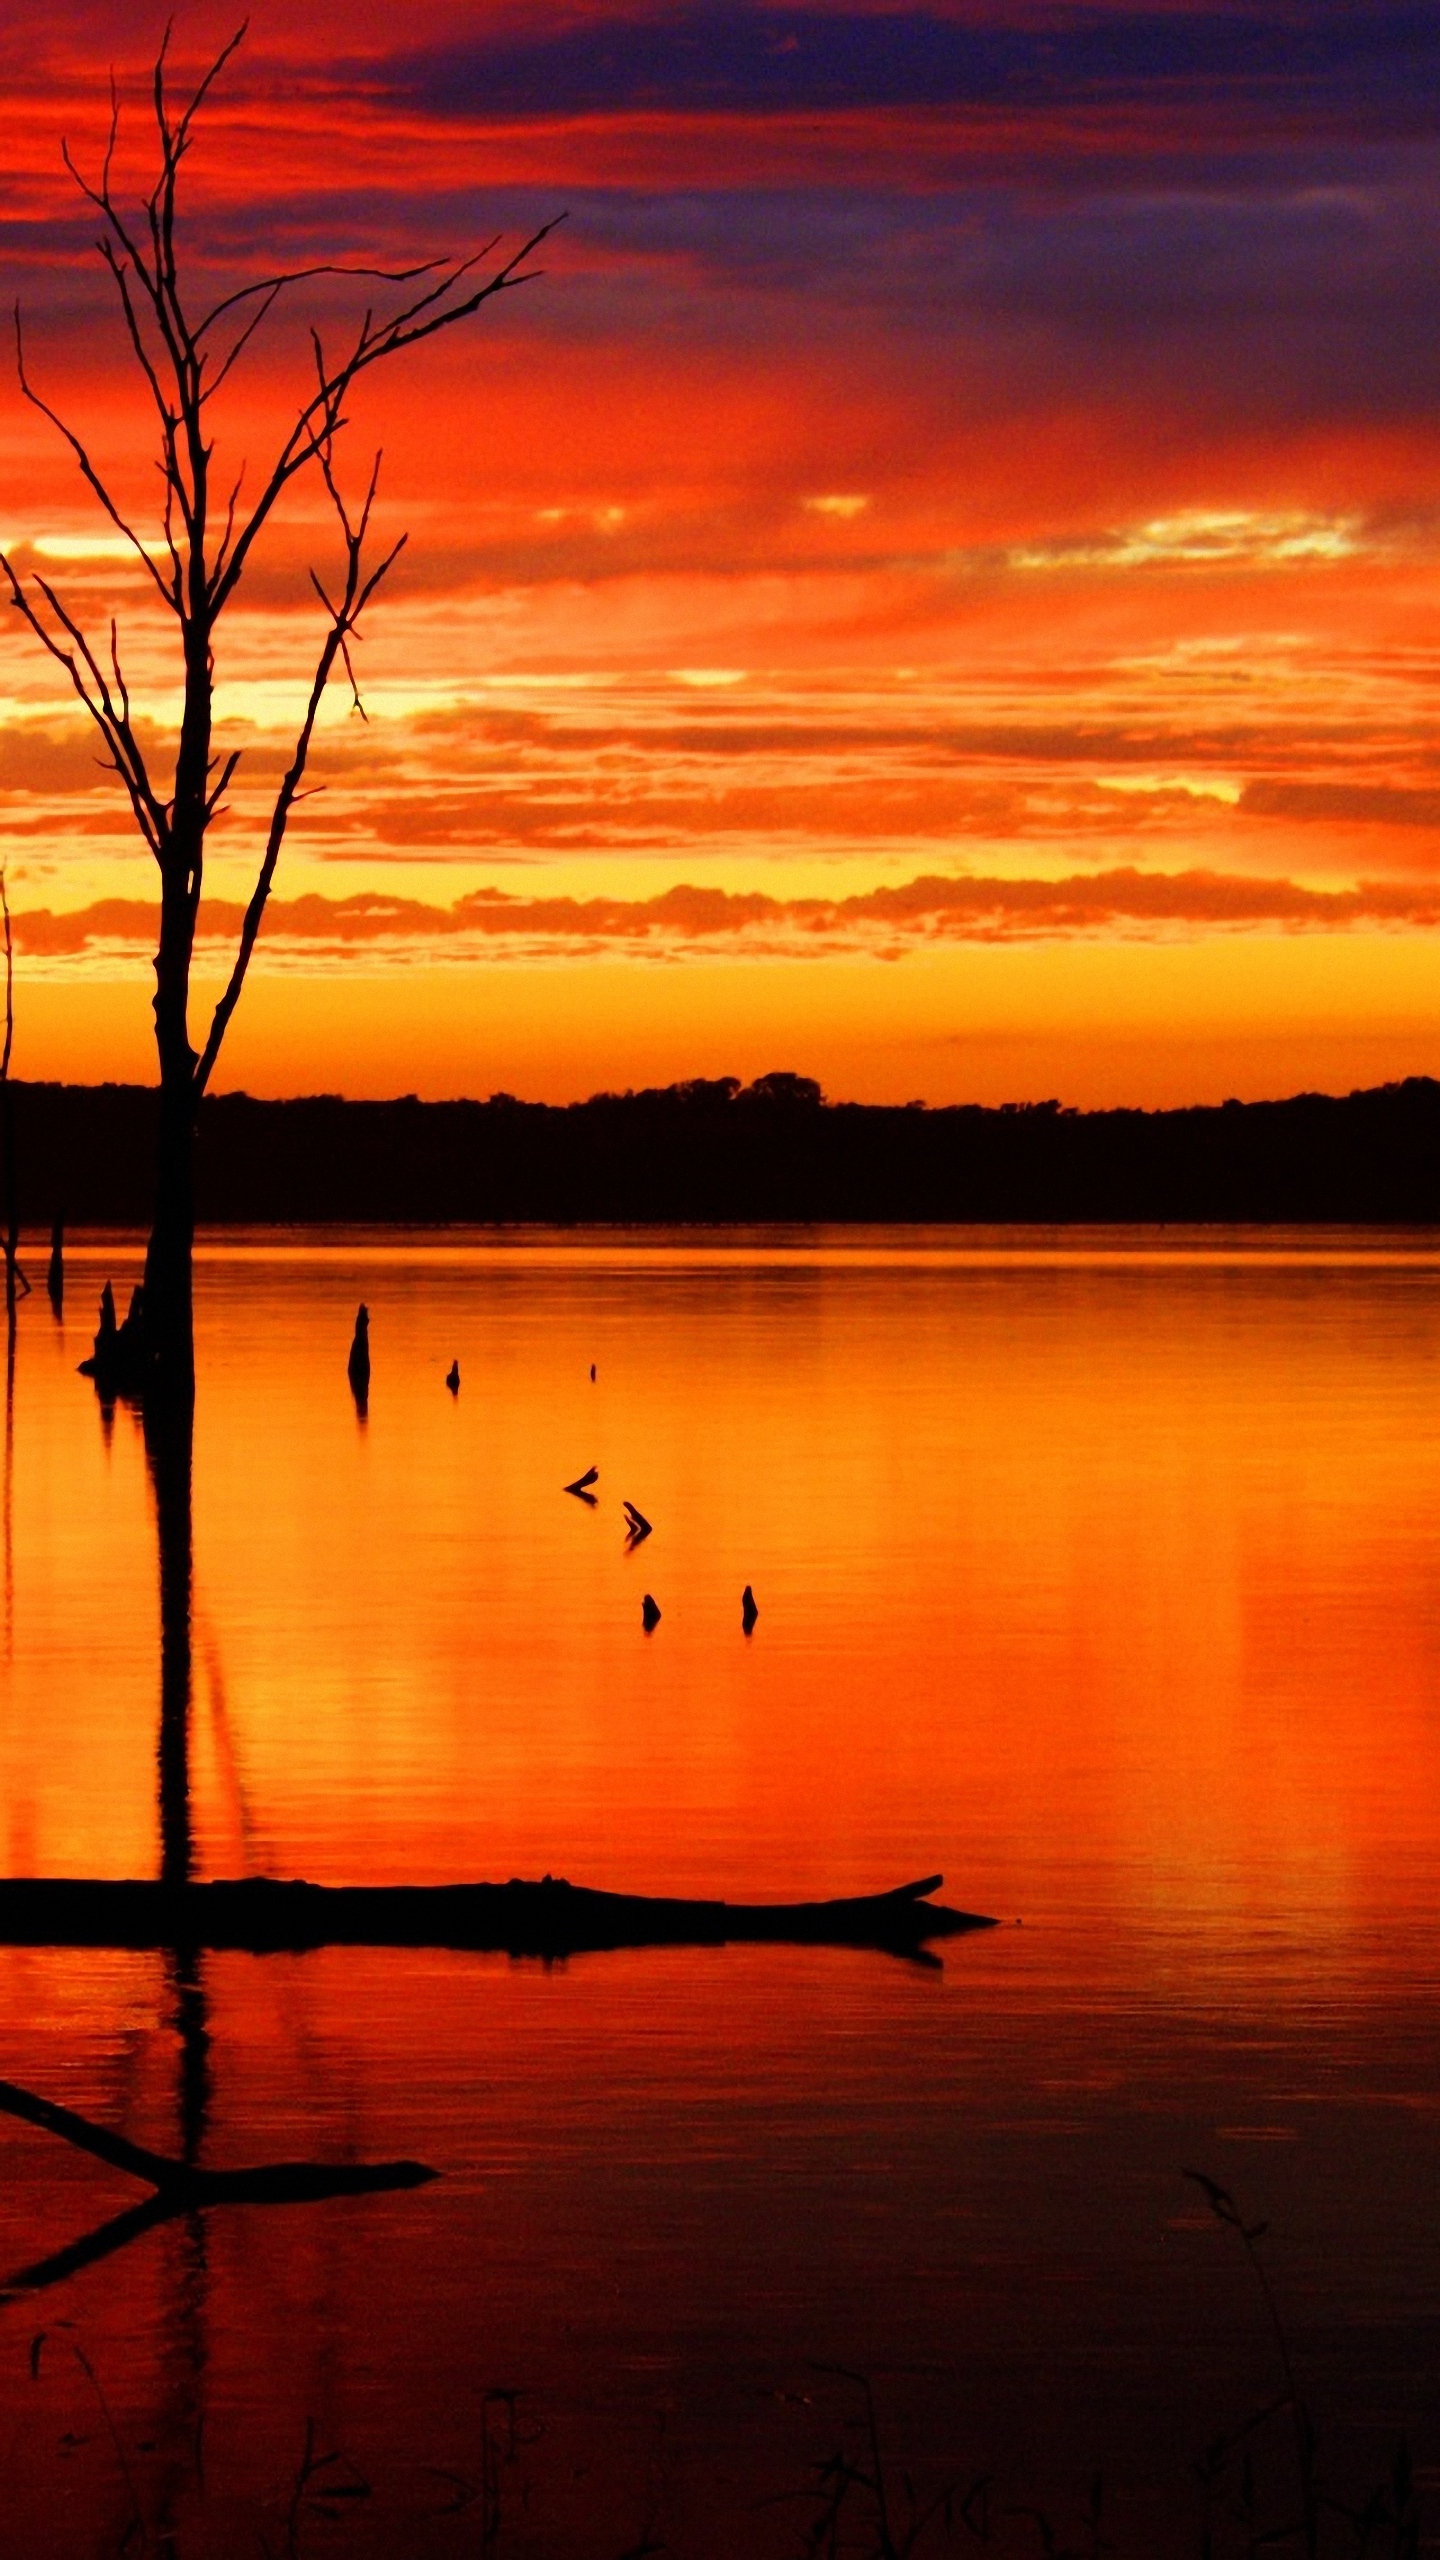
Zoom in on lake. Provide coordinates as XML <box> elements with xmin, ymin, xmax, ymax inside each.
<box><xmin>2</xmin><ymin>1231</ymin><xmax>1439</xmax><ymax>2556</ymax></box>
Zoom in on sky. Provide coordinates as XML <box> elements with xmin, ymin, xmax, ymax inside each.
<box><xmin>1</xmin><ymin>1</ymin><xmax>1439</xmax><ymax>1105</ymax></box>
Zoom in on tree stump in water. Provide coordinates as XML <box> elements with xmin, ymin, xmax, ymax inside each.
<box><xmin>347</xmin><ymin>1303</ymin><xmax>371</xmax><ymax>1406</ymax></box>
<box><xmin>78</xmin><ymin>1281</ymin><xmax>148</xmax><ymax>1398</ymax></box>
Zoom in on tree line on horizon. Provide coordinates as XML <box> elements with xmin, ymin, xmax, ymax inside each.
<box><xmin>8</xmin><ymin>1072</ymin><xmax>1438</xmax><ymax>1228</ymax></box>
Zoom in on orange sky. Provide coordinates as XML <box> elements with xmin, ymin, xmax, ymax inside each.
<box><xmin>2</xmin><ymin>2</ymin><xmax>1439</xmax><ymax>1104</ymax></box>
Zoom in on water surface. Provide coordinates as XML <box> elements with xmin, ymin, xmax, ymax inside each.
<box><xmin>2</xmin><ymin>1230</ymin><xmax>1439</xmax><ymax>2554</ymax></box>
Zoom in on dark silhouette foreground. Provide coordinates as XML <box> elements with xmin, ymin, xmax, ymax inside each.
<box><xmin>0</xmin><ymin>2075</ymin><xmax>435</xmax><ymax>2300</ymax></box>
<box><xmin>6</xmin><ymin>1073</ymin><xmax>1440</xmax><ymax>1225</ymax></box>
<box><xmin>0</xmin><ymin>1873</ymin><xmax>992</xmax><ymax>1959</ymax></box>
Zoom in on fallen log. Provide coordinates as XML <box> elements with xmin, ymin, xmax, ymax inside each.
<box><xmin>0</xmin><ymin>1873</ymin><xmax>995</xmax><ymax>1958</ymax></box>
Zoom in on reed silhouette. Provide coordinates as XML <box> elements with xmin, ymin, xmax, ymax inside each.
<box><xmin>1180</xmin><ymin>2171</ymin><xmax>1421</xmax><ymax>2560</ymax></box>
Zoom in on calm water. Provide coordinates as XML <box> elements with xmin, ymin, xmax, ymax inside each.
<box><xmin>2</xmin><ymin>1231</ymin><xmax>1440</xmax><ymax>2555</ymax></box>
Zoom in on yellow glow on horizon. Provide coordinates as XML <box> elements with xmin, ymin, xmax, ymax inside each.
<box><xmin>11</xmin><ymin>933</ymin><xmax>1439</xmax><ymax>1111</ymax></box>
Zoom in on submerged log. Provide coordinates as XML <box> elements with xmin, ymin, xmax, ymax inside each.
<box><xmin>0</xmin><ymin>1873</ymin><xmax>995</xmax><ymax>1958</ymax></box>
<box><xmin>0</xmin><ymin>2075</ymin><xmax>435</xmax><ymax>2298</ymax></box>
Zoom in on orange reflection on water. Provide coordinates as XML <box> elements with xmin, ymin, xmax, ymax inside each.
<box><xmin>4</xmin><ymin>1232</ymin><xmax>1440</xmax><ymax>1945</ymax></box>
<box><xmin>1</xmin><ymin>1231</ymin><xmax>1440</xmax><ymax>2555</ymax></box>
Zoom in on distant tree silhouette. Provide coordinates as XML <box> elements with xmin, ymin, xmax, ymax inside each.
<box><xmin>0</xmin><ymin>27</ymin><xmax>555</xmax><ymax>1401</ymax></box>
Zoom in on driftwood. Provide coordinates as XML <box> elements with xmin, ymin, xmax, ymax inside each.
<box><xmin>0</xmin><ymin>1874</ymin><xmax>994</xmax><ymax>1959</ymax></box>
<box><xmin>0</xmin><ymin>2076</ymin><xmax>435</xmax><ymax>2298</ymax></box>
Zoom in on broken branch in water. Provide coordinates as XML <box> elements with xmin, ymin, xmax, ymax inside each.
<box><xmin>0</xmin><ymin>2073</ymin><xmax>436</xmax><ymax>2299</ymax></box>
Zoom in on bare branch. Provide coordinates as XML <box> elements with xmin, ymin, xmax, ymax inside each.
<box><xmin>208</xmin><ymin>220</ymin><xmax>561</xmax><ymax>617</ymax></box>
<box><xmin>208</xmin><ymin>465</ymin><xmax>244</xmax><ymax>592</ymax></box>
<box><xmin>61</xmin><ymin>133</ymin><xmax>153</xmax><ymax>281</ymax></box>
<box><xmin>337</xmin><ymin>634</ymin><xmax>366</xmax><ymax>718</ymax></box>
<box><xmin>355</xmin><ymin>238</ymin><xmax>506</xmax><ymax>338</ymax></box>
<box><xmin>101</xmin><ymin>73</ymin><xmax>119</xmax><ymax>201</ymax></box>
<box><xmin>97</xmin><ymin>239</ymin><xmax>176</xmax><ymax>443</ymax></box>
<box><xmin>156</xmin><ymin>458</ymin><xmax>184</xmax><ymax>606</ymax></box>
<box><xmin>0</xmin><ymin>558</ymin><xmax>167</xmax><ymax>861</ymax></box>
<box><xmin>108</xmin><ymin>618</ymin><xmax>130</xmax><ymax>727</ymax></box>
<box><xmin>195</xmin><ymin>450</ymin><xmax>404</xmax><ymax>1094</ymax></box>
<box><xmin>193</xmin><ymin>640</ymin><xmax>340</xmax><ymax>1094</ymax></box>
<box><xmin>355</xmin><ymin>535</ymin><xmax>407</xmax><ymax>617</ymax></box>
<box><xmin>200</xmin><ymin>280</ymin><xmax>281</xmax><ymax>403</ymax></box>
<box><xmin>167</xmin><ymin>22</ymin><xmax>248</xmax><ymax>164</ymax></box>
<box><xmin>12</xmin><ymin>308</ymin><xmax>175</xmax><ymax>610</ymax></box>
<box><xmin>204</xmin><ymin>748</ymin><xmax>241</xmax><ymax>821</ymax></box>
<box><xmin>196</xmin><ymin>258</ymin><xmax>444</xmax><ymax>344</ymax></box>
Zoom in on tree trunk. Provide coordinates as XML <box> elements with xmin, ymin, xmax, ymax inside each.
<box><xmin>1</xmin><ymin>1076</ymin><xmax>16</xmax><ymax>1319</ymax></box>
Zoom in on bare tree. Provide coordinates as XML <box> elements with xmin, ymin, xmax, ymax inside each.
<box><xmin>1</xmin><ymin>25</ymin><xmax>555</xmax><ymax>1400</ymax></box>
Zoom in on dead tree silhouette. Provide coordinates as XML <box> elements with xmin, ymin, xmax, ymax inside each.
<box><xmin>0</xmin><ymin>26</ymin><xmax>556</xmax><ymax>1403</ymax></box>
